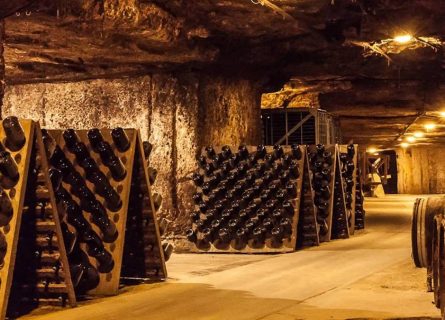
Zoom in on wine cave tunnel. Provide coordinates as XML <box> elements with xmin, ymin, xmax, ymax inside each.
<box><xmin>0</xmin><ymin>1</ymin><xmax>444</xmax><ymax>319</ymax></box>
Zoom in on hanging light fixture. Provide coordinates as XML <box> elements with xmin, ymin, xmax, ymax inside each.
<box><xmin>413</xmin><ymin>131</ymin><xmax>424</xmax><ymax>138</ymax></box>
<box><xmin>400</xmin><ymin>142</ymin><xmax>409</xmax><ymax>148</ymax></box>
<box><xmin>394</xmin><ymin>34</ymin><xmax>413</xmax><ymax>44</ymax></box>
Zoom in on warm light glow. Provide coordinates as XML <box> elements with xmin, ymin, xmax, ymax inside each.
<box><xmin>397</xmin><ymin>137</ymin><xmax>403</xmax><ymax>141</ymax></box>
<box><xmin>413</xmin><ymin>131</ymin><xmax>424</xmax><ymax>138</ymax></box>
<box><xmin>439</xmin><ymin>111</ymin><xmax>445</xmax><ymax>118</ymax></box>
<box><xmin>424</xmin><ymin>123</ymin><xmax>437</xmax><ymax>131</ymax></box>
<box><xmin>406</xmin><ymin>136</ymin><xmax>416</xmax><ymax>143</ymax></box>
<box><xmin>394</xmin><ymin>34</ymin><xmax>413</xmax><ymax>44</ymax></box>
<box><xmin>400</xmin><ymin>142</ymin><xmax>409</xmax><ymax>148</ymax></box>
<box><xmin>367</xmin><ymin>147</ymin><xmax>377</xmax><ymax>154</ymax></box>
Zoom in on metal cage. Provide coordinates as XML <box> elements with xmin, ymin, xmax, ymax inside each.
<box><xmin>261</xmin><ymin>108</ymin><xmax>341</xmax><ymax>145</ymax></box>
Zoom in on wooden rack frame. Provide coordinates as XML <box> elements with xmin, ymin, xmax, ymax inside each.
<box><xmin>306</xmin><ymin>145</ymin><xmax>337</xmax><ymax>243</ymax></box>
<box><xmin>46</xmin><ymin>129</ymin><xmax>166</xmax><ymax>296</ymax></box>
<box><xmin>189</xmin><ymin>145</ymin><xmax>307</xmax><ymax>253</ymax></box>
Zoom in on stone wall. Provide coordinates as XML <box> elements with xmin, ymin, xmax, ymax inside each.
<box><xmin>0</xmin><ymin>20</ymin><xmax>4</xmax><ymax>113</ymax></box>
<box><xmin>396</xmin><ymin>146</ymin><xmax>445</xmax><ymax>194</ymax></box>
<box><xmin>1</xmin><ymin>73</ymin><xmax>262</xmax><ymax>236</ymax></box>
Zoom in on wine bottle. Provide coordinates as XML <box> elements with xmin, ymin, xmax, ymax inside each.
<box><xmin>86</xmin><ymin>128</ymin><xmax>104</xmax><ymax>151</ymax></box>
<box><xmin>49</xmin><ymin>168</ymin><xmax>63</xmax><ymax>192</ymax></box>
<box><xmin>152</xmin><ymin>193</ymin><xmax>162</xmax><ymax>212</ymax></box>
<box><xmin>61</xmin><ymin>222</ymin><xmax>77</xmax><ymax>254</ymax></box>
<box><xmin>291</xmin><ymin>144</ymin><xmax>302</xmax><ymax>160</ymax></box>
<box><xmin>162</xmin><ymin>242</ymin><xmax>174</xmax><ymax>261</ymax></box>
<box><xmin>3</xmin><ymin>116</ymin><xmax>26</xmax><ymax>151</ymax></box>
<box><xmin>271</xmin><ymin>226</ymin><xmax>283</xmax><ymax>240</ymax></box>
<box><xmin>280</xmin><ymin>217</ymin><xmax>292</xmax><ymax>236</ymax></box>
<box><xmin>0</xmin><ymin>189</ymin><xmax>12</xmax><ymax>226</ymax></box>
<box><xmin>0</xmin><ymin>231</ymin><xmax>6</xmax><ymax>265</ymax></box>
<box><xmin>95</xmin><ymin>140</ymin><xmax>113</xmax><ymax>163</ymax></box>
<box><xmin>0</xmin><ymin>151</ymin><xmax>19</xmax><ymax>185</ymax></box>
<box><xmin>273</xmin><ymin>144</ymin><xmax>284</xmax><ymax>159</ymax></box>
<box><xmin>136</xmin><ymin>140</ymin><xmax>150</xmax><ymax>162</ymax></box>
<box><xmin>111</xmin><ymin>127</ymin><xmax>130</xmax><ymax>152</ymax></box>
<box><xmin>221</xmin><ymin>146</ymin><xmax>232</xmax><ymax>160</ymax></box>
<box><xmin>85</xmin><ymin>200</ymin><xmax>118</xmax><ymax>242</ymax></box>
<box><xmin>316</xmin><ymin>144</ymin><xmax>325</xmax><ymax>156</ymax></box>
<box><xmin>282</xmin><ymin>200</ymin><xmax>294</xmax><ymax>215</ymax></box>
<box><xmin>192</xmin><ymin>173</ymin><xmax>204</xmax><ymax>187</ymax></box>
<box><xmin>62</xmin><ymin>129</ymin><xmax>79</xmax><ymax>150</ymax></box>
<box><xmin>252</xmin><ymin>226</ymin><xmax>266</xmax><ymax>243</ymax></box>
<box><xmin>186</xmin><ymin>229</ymin><xmax>198</xmax><ymax>242</ymax></box>
<box><xmin>347</xmin><ymin>144</ymin><xmax>355</xmax><ymax>158</ymax></box>
<box><xmin>88</xmin><ymin>244</ymin><xmax>115</xmax><ymax>273</ymax></box>
<box><xmin>71</xmin><ymin>142</ymin><xmax>90</xmax><ymax>162</ymax></box>
<box><xmin>286</xmin><ymin>182</ymin><xmax>297</xmax><ymax>198</ymax></box>
<box><xmin>110</xmin><ymin>155</ymin><xmax>128</xmax><ymax>181</ymax></box>
<box><xmin>238</xmin><ymin>145</ymin><xmax>249</xmax><ymax>159</ymax></box>
<box><xmin>205</xmin><ymin>146</ymin><xmax>216</xmax><ymax>159</ymax></box>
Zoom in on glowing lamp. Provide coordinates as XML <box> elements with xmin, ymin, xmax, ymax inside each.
<box><xmin>413</xmin><ymin>131</ymin><xmax>424</xmax><ymax>138</ymax></box>
<box><xmin>394</xmin><ymin>34</ymin><xmax>413</xmax><ymax>44</ymax></box>
<box><xmin>400</xmin><ymin>142</ymin><xmax>409</xmax><ymax>148</ymax></box>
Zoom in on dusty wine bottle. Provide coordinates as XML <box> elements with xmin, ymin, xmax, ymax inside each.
<box><xmin>86</xmin><ymin>128</ymin><xmax>104</xmax><ymax>151</ymax></box>
<box><xmin>3</xmin><ymin>116</ymin><xmax>26</xmax><ymax>151</ymax></box>
<box><xmin>291</xmin><ymin>144</ymin><xmax>302</xmax><ymax>160</ymax></box>
<box><xmin>238</xmin><ymin>145</ymin><xmax>249</xmax><ymax>159</ymax></box>
<box><xmin>143</xmin><ymin>141</ymin><xmax>153</xmax><ymax>158</ymax></box>
<box><xmin>49</xmin><ymin>168</ymin><xmax>63</xmax><ymax>192</ymax></box>
<box><xmin>111</xmin><ymin>127</ymin><xmax>130</xmax><ymax>152</ymax></box>
<box><xmin>0</xmin><ymin>151</ymin><xmax>19</xmax><ymax>183</ymax></box>
<box><xmin>0</xmin><ymin>189</ymin><xmax>13</xmax><ymax>227</ymax></box>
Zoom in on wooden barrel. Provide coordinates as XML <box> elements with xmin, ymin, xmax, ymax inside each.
<box><xmin>432</xmin><ymin>215</ymin><xmax>443</xmax><ymax>309</ymax></box>
<box><xmin>412</xmin><ymin>196</ymin><xmax>445</xmax><ymax>268</ymax></box>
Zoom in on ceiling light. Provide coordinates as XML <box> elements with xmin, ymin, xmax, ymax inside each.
<box><xmin>439</xmin><ymin>111</ymin><xmax>445</xmax><ymax>118</ymax></box>
<box><xmin>413</xmin><ymin>131</ymin><xmax>424</xmax><ymax>138</ymax></box>
<box><xmin>406</xmin><ymin>136</ymin><xmax>416</xmax><ymax>143</ymax></box>
<box><xmin>424</xmin><ymin>123</ymin><xmax>437</xmax><ymax>131</ymax></box>
<box><xmin>394</xmin><ymin>34</ymin><xmax>413</xmax><ymax>44</ymax></box>
<box><xmin>367</xmin><ymin>147</ymin><xmax>377</xmax><ymax>154</ymax></box>
<box><xmin>400</xmin><ymin>142</ymin><xmax>409</xmax><ymax>148</ymax></box>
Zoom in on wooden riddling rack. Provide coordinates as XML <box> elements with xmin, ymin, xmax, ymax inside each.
<box><xmin>337</xmin><ymin>145</ymin><xmax>358</xmax><ymax>234</ymax></box>
<box><xmin>0</xmin><ymin>118</ymin><xmax>76</xmax><ymax>320</ymax></box>
<box><xmin>187</xmin><ymin>144</ymin><xmax>311</xmax><ymax>253</ymax></box>
<box><xmin>44</xmin><ymin>128</ymin><xmax>167</xmax><ymax>297</ymax></box>
<box><xmin>354</xmin><ymin>152</ymin><xmax>366</xmax><ymax>230</ymax></box>
<box><xmin>306</xmin><ymin>145</ymin><xmax>337</xmax><ymax>242</ymax></box>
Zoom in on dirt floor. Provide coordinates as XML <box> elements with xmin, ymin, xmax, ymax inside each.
<box><xmin>22</xmin><ymin>195</ymin><xmax>441</xmax><ymax>320</ymax></box>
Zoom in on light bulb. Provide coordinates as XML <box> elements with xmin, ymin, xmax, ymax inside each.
<box><xmin>406</xmin><ymin>136</ymin><xmax>416</xmax><ymax>143</ymax></box>
<box><xmin>413</xmin><ymin>131</ymin><xmax>424</xmax><ymax>138</ymax></box>
<box><xmin>394</xmin><ymin>34</ymin><xmax>413</xmax><ymax>44</ymax></box>
<box><xmin>367</xmin><ymin>147</ymin><xmax>377</xmax><ymax>154</ymax></box>
<box><xmin>424</xmin><ymin>123</ymin><xmax>436</xmax><ymax>131</ymax></box>
<box><xmin>400</xmin><ymin>142</ymin><xmax>409</xmax><ymax>148</ymax></box>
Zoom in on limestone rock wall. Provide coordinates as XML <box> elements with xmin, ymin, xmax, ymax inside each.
<box><xmin>396</xmin><ymin>146</ymin><xmax>445</xmax><ymax>194</ymax></box>
<box><xmin>0</xmin><ymin>20</ymin><xmax>4</xmax><ymax>113</ymax></box>
<box><xmin>1</xmin><ymin>73</ymin><xmax>261</xmax><ymax>236</ymax></box>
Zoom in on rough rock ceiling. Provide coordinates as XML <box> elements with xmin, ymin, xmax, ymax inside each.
<box><xmin>2</xmin><ymin>0</ymin><xmax>445</xmax><ymax>147</ymax></box>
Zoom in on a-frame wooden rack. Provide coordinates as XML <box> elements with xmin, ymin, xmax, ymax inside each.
<box><xmin>45</xmin><ymin>128</ymin><xmax>167</xmax><ymax>296</ymax></box>
<box><xmin>0</xmin><ymin>119</ymin><xmax>76</xmax><ymax>320</ymax></box>
<box><xmin>306</xmin><ymin>145</ymin><xmax>337</xmax><ymax>243</ymax></box>
<box><xmin>188</xmin><ymin>145</ymin><xmax>312</xmax><ymax>253</ymax></box>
